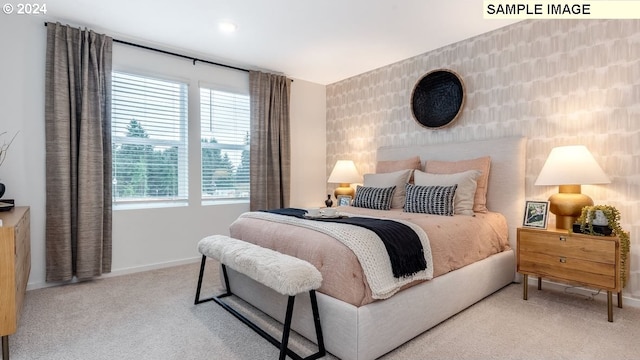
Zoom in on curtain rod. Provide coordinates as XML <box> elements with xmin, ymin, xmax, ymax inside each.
<box><xmin>44</xmin><ymin>22</ymin><xmax>249</xmax><ymax>73</ymax></box>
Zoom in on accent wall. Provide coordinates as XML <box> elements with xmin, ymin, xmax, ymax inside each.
<box><xmin>326</xmin><ymin>19</ymin><xmax>640</xmax><ymax>300</ymax></box>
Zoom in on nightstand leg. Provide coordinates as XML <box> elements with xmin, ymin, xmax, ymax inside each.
<box><xmin>523</xmin><ymin>274</ymin><xmax>528</xmax><ymax>300</ymax></box>
<box><xmin>607</xmin><ymin>291</ymin><xmax>613</xmax><ymax>322</ymax></box>
<box><xmin>537</xmin><ymin>277</ymin><xmax>542</xmax><ymax>290</ymax></box>
<box><xmin>2</xmin><ymin>335</ymin><xmax>8</xmax><ymax>360</ymax></box>
<box><xmin>618</xmin><ymin>291</ymin><xmax>623</xmax><ymax>308</ymax></box>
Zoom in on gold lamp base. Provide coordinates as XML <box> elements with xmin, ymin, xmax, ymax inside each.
<box><xmin>548</xmin><ymin>185</ymin><xmax>594</xmax><ymax>230</ymax></box>
<box><xmin>334</xmin><ymin>183</ymin><xmax>355</xmax><ymax>199</ymax></box>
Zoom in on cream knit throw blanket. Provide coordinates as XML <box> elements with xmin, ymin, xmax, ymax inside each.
<box><xmin>240</xmin><ymin>212</ymin><xmax>433</xmax><ymax>299</ymax></box>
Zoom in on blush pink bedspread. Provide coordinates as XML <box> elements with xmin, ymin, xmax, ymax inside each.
<box><xmin>229</xmin><ymin>206</ymin><xmax>509</xmax><ymax>307</ymax></box>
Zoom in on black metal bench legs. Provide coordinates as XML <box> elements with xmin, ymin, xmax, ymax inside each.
<box><xmin>195</xmin><ymin>255</ymin><xmax>326</xmax><ymax>360</ymax></box>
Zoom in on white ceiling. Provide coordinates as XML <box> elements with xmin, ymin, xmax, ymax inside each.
<box><xmin>45</xmin><ymin>0</ymin><xmax>519</xmax><ymax>85</ymax></box>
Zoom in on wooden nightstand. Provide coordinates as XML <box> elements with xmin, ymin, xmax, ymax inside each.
<box><xmin>517</xmin><ymin>227</ymin><xmax>621</xmax><ymax>322</ymax></box>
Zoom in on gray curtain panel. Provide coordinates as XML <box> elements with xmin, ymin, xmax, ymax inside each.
<box><xmin>45</xmin><ymin>22</ymin><xmax>113</xmax><ymax>281</ymax></box>
<box><xmin>249</xmin><ymin>71</ymin><xmax>291</xmax><ymax>211</ymax></box>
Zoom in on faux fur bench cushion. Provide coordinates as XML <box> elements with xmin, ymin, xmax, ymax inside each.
<box><xmin>198</xmin><ymin>235</ymin><xmax>322</xmax><ymax>296</ymax></box>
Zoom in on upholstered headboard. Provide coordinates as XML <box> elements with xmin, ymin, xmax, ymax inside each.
<box><xmin>377</xmin><ymin>137</ymin><xmax>527</xmax><ymax>250</ymax></box>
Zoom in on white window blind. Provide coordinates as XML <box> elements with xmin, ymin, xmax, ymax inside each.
<box><xmin>111</xmin><ymin>72</ymin><xmax>188</xmax><ymax>204</ymax></box>
<box><xmin>200</xmin><ymin>88</ymin><xmax>250</xmax><ymax>201</ymax></box>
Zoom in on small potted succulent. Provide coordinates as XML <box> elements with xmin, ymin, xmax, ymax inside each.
<box><xmin>576</xmin><ymin>204</ymin><xmax>630</xmax><ymax>288</ymax></box>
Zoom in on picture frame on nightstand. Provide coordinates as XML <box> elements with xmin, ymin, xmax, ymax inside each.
<box><xmin>522</xmin><ymin>200</ymin><xmax>549</xmax><ymax>229</ymax></box>
<box><xmin>337</xmin><ymin>195</ymin><xmax>352</xmax><ymax>206</ymax></box>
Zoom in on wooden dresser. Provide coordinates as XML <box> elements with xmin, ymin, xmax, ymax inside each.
<box><xmin>517</xmin><ymin>226</ymin><xmax>621</xmax><ymax>322</ymax></box>
<box><xmin>0</xmin><ymin>207</ymin><xmax>31</xmax><ymax>360</ymax></box>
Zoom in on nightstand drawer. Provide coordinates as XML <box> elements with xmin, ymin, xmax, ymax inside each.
<box><xmin>519</xmin><ymin>230</ymin><xmax>615</xmax><ymax>264</ymax></box>
<box><xmin>519</xmin><ymin>251</ymin><xmax>616</xmax><ymax>289</ymax></box>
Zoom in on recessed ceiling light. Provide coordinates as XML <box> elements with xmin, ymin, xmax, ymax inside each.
<box><xmin>218</xmin><ymin>21</ymin><xmax>238</xmax><ymax>33</ymax></box>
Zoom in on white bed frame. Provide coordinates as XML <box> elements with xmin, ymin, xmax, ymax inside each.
<box><xmin>225</xmin><ymin>137</ymin><xmax>527</xmax><ymax>360</ymax></box>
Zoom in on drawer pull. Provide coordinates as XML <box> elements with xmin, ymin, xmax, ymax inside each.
<box><xmin>559</xmin><ymin>236</ymin><xmax>567</xmax><ymax>242</ymax></box>
<box><xmin>559</xmin><ymin>257</ymin><xmax>567</xmax><ymax>263</ymax></box>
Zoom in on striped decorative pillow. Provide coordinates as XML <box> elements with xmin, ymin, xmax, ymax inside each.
<box><xmin>353</xmin><ymin>185</ymin><xmax>396</xmax><ymax>210</ymax></box>
<box><xmin>404</xmin><ymin>183</ymin><xmax>458</xmax><ymax>216</ymax></box>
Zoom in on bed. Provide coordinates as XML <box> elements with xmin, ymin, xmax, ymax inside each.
<box><xmin>226</xmin><ymin>137</ymin><xmax>527</xmax><ymax>360</ymax></box>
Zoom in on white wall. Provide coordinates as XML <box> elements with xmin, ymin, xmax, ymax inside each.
<box><xmin>0</xmin><ymin>15</ymin><xmax>326</xmax><ymax>289</ymax></box>
<box><xmin>0</xmin><ymin>15</ymin><xmax>47</xmax><ymax>287</ymax></box>
<box><xmin>290</xmin><ymin>79</ymin><xmax>327</xmax><ymax>208</ymax></box>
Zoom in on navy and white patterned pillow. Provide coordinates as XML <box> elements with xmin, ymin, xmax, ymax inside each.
<box><xmin>403</xmin><ymin>183</ymin><xmax>458</xmax><ymax>216</ymax></box>
<box><xmin>353</xmin><ymin>185</ymin><xmax>396</xmax><ymax>210</ymax></box>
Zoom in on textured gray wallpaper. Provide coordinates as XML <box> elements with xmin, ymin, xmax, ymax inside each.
<box><xmin>326</xmin><ymin>20</ymin><xmax>640</xmax><ymax>299</ymax></box>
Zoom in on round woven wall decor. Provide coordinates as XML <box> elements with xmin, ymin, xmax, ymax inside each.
<box><xmin>410</xmin><ymin>69</ymin><xmax>465</xmax><ymax>129</ymax></box>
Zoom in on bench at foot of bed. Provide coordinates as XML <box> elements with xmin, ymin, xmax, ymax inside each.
<box><xmin>195</xmin><ymin>234</ymin><xmax>325</xmax><ymax>360</ymax></box>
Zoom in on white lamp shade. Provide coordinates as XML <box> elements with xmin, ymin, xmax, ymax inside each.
<box><xmin>328</xmin><ymin>160</ymin><xmax>362</xmax><ymax>184</ymax></box>
<box><xmin>535</xmin><ymin>145</ymin><xmax>610</xmax><ymax>186</ymax></box>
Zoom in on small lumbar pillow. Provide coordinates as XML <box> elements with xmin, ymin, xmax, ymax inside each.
<box><xmin>353</xmin><ymin>185</ymin><xmax>396</xmax><ymax>210</ymax></box>
<box><xmin>414</xmin><ymin>170</ymin><xmax>480</xmax><ymax>216</ymax></box>
<box><xmin>363</xmin><ymin>169</ymin><xmax>412</xmax><ymax>209</ymax></box>
<box><xmin>403</xmin><ymin>183</ymin><xmax>458</xmax><ymax>216</ymax></box>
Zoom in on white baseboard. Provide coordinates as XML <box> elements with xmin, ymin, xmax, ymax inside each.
<box><xmin>26</xmin><ymin>256</ymin><xmax>202</xmax><ymax>291</ymax></box>
<box><xmin>523</xmin><ymin>277</ymin><xmax>640</xmax><ymax>309</ymax></box>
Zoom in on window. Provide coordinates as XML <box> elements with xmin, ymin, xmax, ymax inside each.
<box><xmin>200</xmin><ymin>88</ymin><xmax>250</xmax><ymax>201</ymax></box>
<box><xmin>111</xmin><ymin>72</ymin><xmax>188</xmax><ymax>205</ymax></box>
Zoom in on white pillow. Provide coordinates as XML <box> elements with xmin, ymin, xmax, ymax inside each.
<box><xmin>363</xmin><ymin>169</ymin><xmax>413</xmax><ymax>209</ymax></box>
<box><xmin>414</xmin><ymin>169</ymin><xmax>481</xmax><ymax>216</ymax></box>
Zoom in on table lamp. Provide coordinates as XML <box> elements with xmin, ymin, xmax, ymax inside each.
<box><xmin>534</xmin><ymin>145</ymin><xmax>610</xmax><ymax>230</ymax></box>
<box><xmin>327</xmin><ymin>160</ymin><xmax>361</xmax><ymax>198</ymax></box>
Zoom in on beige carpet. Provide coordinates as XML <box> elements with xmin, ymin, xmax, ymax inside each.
<box><xmin>9</xmin><ymin>261</ymin><xmax>640</xmax><ymax>360</ymax></box>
